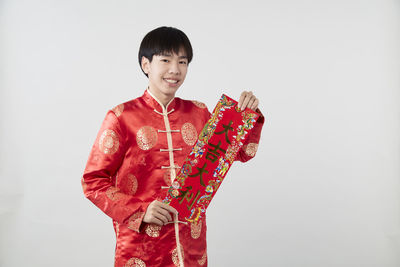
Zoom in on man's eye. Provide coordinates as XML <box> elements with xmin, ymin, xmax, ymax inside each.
<box><xmin>162</xmin><ymin>59</ymin><xmax>169</xmax><ymax>62</ymax></box>
<box><xmin>179</xmin><ymin>61</ymin><xmax>187</xmax><ymax>65</ymax></box>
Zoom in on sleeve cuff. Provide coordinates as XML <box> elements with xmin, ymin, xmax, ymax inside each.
<box><xmin>125</xmin><ymin>202</ymin><xmax>151</xmax><ymax>233</ymax></box>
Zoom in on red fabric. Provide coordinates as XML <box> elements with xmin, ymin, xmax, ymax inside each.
<box><xmin>82</xmin><ymin>89</ymin><xmax>264</xmax><ymax>267</ymax></box>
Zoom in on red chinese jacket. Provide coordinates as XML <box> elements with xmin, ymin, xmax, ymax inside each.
<box><xmin>82</xmin><ymin>89</ymin><xmax>264</xmax><ymax>267</ymax></box>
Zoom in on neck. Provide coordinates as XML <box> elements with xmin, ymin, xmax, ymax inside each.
<box><xmin>147</xmin><ymin>87</ymin><xmax>174</xmax><ymax>108</ymax></box>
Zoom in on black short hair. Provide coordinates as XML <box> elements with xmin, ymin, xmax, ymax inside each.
<box><xmin>138</xmin><ymin>26</ymin><xmax>193</xmax><ymax>77</ymax></box>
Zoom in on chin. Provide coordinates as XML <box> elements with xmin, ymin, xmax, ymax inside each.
<box><xmin>163</xmin><ymin>87</ymin><xmax>180</xmax><ymax>95</ymax></box>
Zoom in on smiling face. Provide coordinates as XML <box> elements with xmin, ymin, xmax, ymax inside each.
<box><xmin>141</xmin><ymin>47</ymin><xmax>188</xmax><ymax>106</ymax></box>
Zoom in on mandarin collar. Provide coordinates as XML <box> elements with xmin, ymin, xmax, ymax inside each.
<box><xmin>142</xmin><ymin>88</ymin><xmax>176</xmax><ymax>113</ymax></box>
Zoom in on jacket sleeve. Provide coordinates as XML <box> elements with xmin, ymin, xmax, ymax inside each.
<box><xmin>235</xmin><ymin>108</ymin><xmax>265</xmax><ymax>162</ymax></box>
<box><xmin>81</xmin><ymin>110</ymin><xmax>150</xmax><ymax>233</ymax></box>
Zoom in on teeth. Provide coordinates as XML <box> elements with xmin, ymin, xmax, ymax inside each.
<box><xmin>165</xmin><ymin>79</ymin><xmax>178</xmax><ymax>83</ymax></box>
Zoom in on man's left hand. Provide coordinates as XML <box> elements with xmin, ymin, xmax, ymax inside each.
<box><xmin>238</xmin><ymin>91</ymin><xmax>259</xmax><ymax>111</ymax></box>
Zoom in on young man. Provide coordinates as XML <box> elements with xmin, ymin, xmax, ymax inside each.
<box><xmin>82</xmin><ymin>26</ymin><xmax>264</xmax><ymax>267</ymax></box>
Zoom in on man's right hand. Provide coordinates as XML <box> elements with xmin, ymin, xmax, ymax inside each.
<box><xmin>143</xmin><ymin>200</ymin><xmax>178</xmax><ymax>226</ymax></box>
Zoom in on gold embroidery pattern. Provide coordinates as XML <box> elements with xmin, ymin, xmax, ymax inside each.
<box><xmin>181</xmin><ymin>122</ymin><xmax>197</xmax><ymax>146</ymax></box>
<box><xmin>198</xmin><ymin>252</ymin><xmax>207</xmax><ymax>266</ymax></box>
<box><xmin>127</xmin><ymin>212</ymin><xmax>145</xmax><ymax>231</ymax></box>
<box><xmin>172</xmin><ymin>245</ymin><xmax>185</xmax><ymax>266</ymax></box>
<box><xmin>125</xmin><ymin>174</ymin><xmax>138</xmax><ymax>195</ymax></box>
<box><xmin>124</xmin><ymin>257</ymin><xmax>146</xmax><ymax>267</ymax></box>
<box><xmin>99</xmin><ymin>129</ymin><xmax>119</xmax><ymax>154</ymax></box>
<box><xmin>145</xmin><ymin>223</ymin><xmax>162</xmax><ymax>237</ymax></box>
<box><xmin>191</xmin><ymin>100</ymin><xmax>206</xmax><ymax>109</ymax></box>
<box><xmin>244</xmin><ymin>143</ymin><xmax>259</xmax><ymax>157</ymax></box>
<box><xmin>112</xmin><ymin>103</ymin><xmax>124</xmax><ymax>117</ymax></box>
<box><xmin>164</xmin><ymin>170</ymin><xmax>172</xmax><ymax>186</ymax></box>
<box><xmin>190</xmin><ymin>220</ymin><xmax>202</xmax><ymax>239</ymax></box>
<box><xmin>106</xmin><ymin>187</ymin><xmax>125</xmax><ymax>201</ymax></box>
<box><xmin>136</xmin><ymin>126</ymin><xmax>158</xmax><ymax>150</ymax></box>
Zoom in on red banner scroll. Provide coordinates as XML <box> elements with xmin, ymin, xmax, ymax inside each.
<box><xmin>163</xmin><ymin>94</ymin><xmax>260</xmax><ymax>223</ymax></box>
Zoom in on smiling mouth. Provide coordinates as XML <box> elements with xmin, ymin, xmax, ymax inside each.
<box><xmin>163</xmin><ymin>78</ymin><xmax>179</xmax><ymax>84</ymax></box>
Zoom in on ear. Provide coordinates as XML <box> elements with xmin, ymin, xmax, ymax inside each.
<box><xmin>141</xmin><ymin>56</ymin><xmax>150</xmax><ymax>75</ymax></box>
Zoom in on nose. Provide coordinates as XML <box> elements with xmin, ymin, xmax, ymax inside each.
<box><xmin>168</xmin><ymin>61</ymin><xmax>180</xmax><ymax>74</ymax></box>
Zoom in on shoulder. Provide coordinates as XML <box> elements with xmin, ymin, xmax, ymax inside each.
<box><xmin>109</xmin><ymin>97</ymin><xmax>142</xmax><ymax>118</ymax></box>
<box><xmin>177</xmin><ymin>98</ymin><xmax>211</xmax><ymax>125</ymax></box>
<box><xmin>188</xmin><ymin>99</ymin><xmax>208</xmax><ymax>110</ymax></box>
<box><xmin>179</xmin><ymin>98</ymin><xmax>209</xmax><ymax>111</ymax></box>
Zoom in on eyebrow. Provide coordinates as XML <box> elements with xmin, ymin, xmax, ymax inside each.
<box><xmin>160</xmin><ymin>53</ymin><xmax>188</xmax><ymax>59</ymax></box>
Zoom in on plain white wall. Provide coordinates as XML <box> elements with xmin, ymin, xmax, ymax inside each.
<box><xmin>1</xmin><ymin>0</ymin><xmax>399</xmax><ymax>266</ymax></box>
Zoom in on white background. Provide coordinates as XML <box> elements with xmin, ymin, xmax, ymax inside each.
<box><xmin>1</xmin><ymin>1</ymin><xmax>399</xmax><ymax>266</ymax></box>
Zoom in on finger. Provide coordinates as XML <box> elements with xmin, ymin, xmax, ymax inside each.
<box><xmin>153</xmin><ymin>200</ymin><xmax>172</xmax><ymax>215</ymax></box>
<box><xmin>241</xmin><ymin>94</ymin><xmax>254</xmax><ymax>111</ymax></box>
<box><xmin>158</xmin><ymin>208</ymin><xmax>173</xmax><ymax>222</ymax></box>
<box><xmin>150</xmin><ymin>218</ymin><xmax>164</xmax><ymax>226</ymax></box>
<box><xmin>160</xmin><ymin>203</ymin><xmax>178</xmax><ymax>216</ymax></box>
<box><xmin>238</xmin><ymin>91</ymin><xmax>246</xmax><ymax>110</ymax></box>
<box><xmin>143</xmin><ymin>201</ymin><xmax>158</xmax><ymax>223</ymax></box>
<box><xmin>247</xmin><ymin>97</ymin><xmax>258</xmax><ymax>110</ymax></box>
<box><xmin>153</xmin><ymin>205</ymin><xmax>170</xmax><ymax>222</ymax></box>
<box><xmin>246</xmin><ymin>98</ymin><xmax>256</xmax><ymax>110</ymax></box>
<box><xmin>250</xmin><ymin>98</ymin><xmax>259</xmax><ymax>111</ymax></box>
<box><xmin>154</xmin><ymin>212</ymin><xmax>169</xmax><ymax>225</ymax></box>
